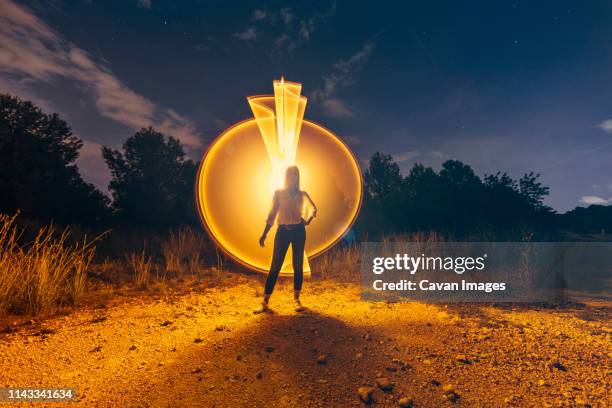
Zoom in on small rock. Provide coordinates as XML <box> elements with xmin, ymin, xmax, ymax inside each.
<box><xmin>255</xmin><ymin>370</ymin><xmax>263</xmax><ymax>379</ymax></box>
<box><xmin>160</xmin><ymin>320</ymin><xmax>172</xmax><ymax>326</ymax></box>
<box><xmin>548</xmin><ymin>360</ymin><xmax>567</xmax><ymax>372</ymax></box>
<box><xmin>91</xmin><ymin>316</ymin><xmax>107</xmax><ymax>323</ymax></box>
<box><xmin>444</xmin><ymin>392</ymin><xmax>460</xmax><ymax>403</ymax></box>
<box><xmin>128</xmin><ymin>345</ymin><xmax>137</xmax><ymax>351</ymax></box>
<box><xmin>317</xmin><ymin>354</ymin><xmax>328</xmax><ymax>364</ymax></box>
<box><xmin>194</xmin><ymin>337</ymin><xmax>203</xmax><ymax>343</ymax></box>
<box><xmin>398</xmin><ymin>397</ymin><xmax>414</xmax><ymax>407</ymax></box>
<box><xmin>455</xmin><ymin>354</ymin><xmax>471</xmax><ymax>364</ymax></box>
<box><xmin>363</xmin><ymin>333</ymin><xmax>372</xmax><ymax>341</ymax></box>
<box><xmin>442</xmin><ymin>385</ymin><xmax>460</xmax><ymax>403</ymax></box>
<box><xmin>392</xmin><ymin>358</ymin><xmax>410</xmax><ymax>369</ymax></box>
<box><xmin>376</xmin><ymin>377</ymin><xmax>394</xmax><ymax>392</ymax></box>
<box><xmin>357</xmin><ymin>386</ymin><xmax>374</xmax><ymax>403</ymax></box>
<box><xmin>265</xmin><ymin>345</ymin><xmax>274</xmax><ymax>352</ymax></box>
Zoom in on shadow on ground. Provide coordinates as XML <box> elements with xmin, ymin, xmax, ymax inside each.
<box><xmin>141</xmin><ymin>310</ymin><xmax>398</xmax><ymax>407</ymax></box>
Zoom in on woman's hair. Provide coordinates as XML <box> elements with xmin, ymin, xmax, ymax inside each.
<box><xmin>284</xmin><ymin>165</ymin><xmax>300</xmax><ymax>190</ymax></box>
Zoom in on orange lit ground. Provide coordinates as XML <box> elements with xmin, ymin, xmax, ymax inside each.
<box><xmin>0</xmin><ymin>274</ymin><xmax>609</xmax><ymax>407</ymax></box>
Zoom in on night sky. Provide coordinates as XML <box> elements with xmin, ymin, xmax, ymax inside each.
<box><xmin>1</xmin><ymin>0</ymin><xmax>612</xmax><ymax>212</ymax></box>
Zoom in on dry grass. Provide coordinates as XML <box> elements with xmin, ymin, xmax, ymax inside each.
<box><xmin>312</xmin><ymin>231</ymin><xmax>445</xmax><ymax>281</ymax></box>
<box><xmin>96</xmin><ymin>257</ymin><xmax>122</xmax><ymax>284</ymax></box>
<box><xmin>127</xmin><ymin>249</ymin><xmax>154</xmax><ymax>289</ymax></box>
<box><xmin>0</xmin><ymin>214</ymin><xmax>97</xmax><ymax>315</ymax></box>
<box><xmin>312</xmin><ymin>243</ymin><xmax>360</xmax><ymax>281</ymax></box>
<box><xmin>161</xmin><ymin>227</ymin><xmax>206</xmax><ymax>277</ymax></box>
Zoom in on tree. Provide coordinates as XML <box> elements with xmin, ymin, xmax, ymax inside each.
<box><xmin>358</xmin><ymin>151</ymin><xmax>557</xmax><ymax>237</ymax></box>
<box><xmin>519</xmin><ymin>172</ymin><xmax>551</xmax><ymax>212</ymax></box>
<box><xmin>359</xmin><ymin>152</ymin><xmax>405</xmax><ymax>233</ymax></box>
<box><xmin>364</xmin><ymin>152</ymin><xmax>403</xmax><ymax>203</ymax></box>
<box><xmin>102</xmin><ymin>127</ymin><xmax>197</xmax><ymax>230</ymax></box>
<box><xmin>439</xmin><ymin>160</ymin><xmax>481</xmax><ymax>188</ymax></box>
<box><xmin>403</xmin><ymin>163</ymin><xmax>445</xmax><ymax>230</ymax></box>
<box><xmin>0</xmin><ymin>94</ymin><xmax>109</xmax><ymax>225</ymax></box>
<box><xmin>561</xmin><ymin>204</ymin><xmax>612</xmax><ymax>233</ymax></box>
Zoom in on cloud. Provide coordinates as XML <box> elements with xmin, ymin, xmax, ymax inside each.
<box><xmin>0</xmin><ymin>0</ymin><xmax>203</xmax><ymax>153</ymax></box>
<box><xmin>579</xmin><ymin>196</ymin><xmax>612</xmax><ymax>205</ymax></box>
<box><xmin>598</xmin><ymin>119</ymin><xmax>612</xmax><ymax>132</ymax></box>
<box><xmin>392</xmin><ymin>150</ymin><xmax>451</xmax><ymax>164</ymax></box>
<box><xmin>271</xmin><ymin>4</ymin><xmax>334</xmax><ymax>56</ymax></box>
<box><xmin>137</xmin><ymin>0</ymin><xmax>151</xmax><ymax>9</ymax></box>
<box><xmin>299</xmin><ymin>20</ymin><xmax>315</xmax><ymax>41</ymax></box>
<box><xmin>274</xmin><ymin>34</ymin><xmax>290</xmax><ymax>46</ymax></box>
<box><xmin>431</xmin><ymin>150</ymin><xmax>450</xmax><ymax>159</ymax></box>
<box><xmin>310</xmin><ymin>41</ymin><xmax>375</xmax><ymax>118</ymax></box>
<box><xmin>298</xmin><ymin>2</ymin><xmax>336</xmax><ymax>41</ymax></box>
<box><xmin>321</xmin><ymin>98</ymin><xmax>354</xmax><ymax>118</ymax></box>
<box><xmin>312</xmin><ymin>41</ymin><xmax>376</xmax><ymax>103</ymax></box>
<box><xmin>279</xmin><ymin>8</ymin><xmax>294</xmax><ymax>25</ymax></box>
<box><xmin>251</xmin><ymin>9</ymin><xmax>267</xmax><ymax>21</ymax></box>
<box><xmin>234</xmin><ymin>27</ymin><xmax>257</xmax><ymax>41</ymax></box>
<box><xmin>0</xmin><ymin>76</ymin><xmax>56</xmax><ymax>113</ymax></box>
<box><xmin>393</xmin><ymin>151</ymin><xmax>421</xmax><ymax>163</ymax></box>
<box><xmin>343</xmin><ymin>135</ymin><xmax>361</xmax><ymax>146</ymax></box>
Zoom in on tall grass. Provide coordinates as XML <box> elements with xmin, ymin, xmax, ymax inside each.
<box><xmin>312</xmin><ymin>231</ymin><xmax>446</xmax><ymax>281</ymax></box>
<box><xmin>312</xmin><ymin>243</ymin><xmax>360</xmax><ymax>281</ymax></box>
<box><xmin>0</xmin><ymin>214</ymin><xmax>97</xmax><ymax>315</ymax></box>
<box><xmin>127</xmin><ymin>249</ymin><xmax>154</xmax><ymax>289</ymax></box>
<box><xmin>161</xmin><ymin>227</ymin><xmax>206</xmax><ymax>277</ymax></box>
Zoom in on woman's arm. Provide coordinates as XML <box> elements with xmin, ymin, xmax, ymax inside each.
<box><xmin>259</xmin><ymin>223</ymin><xmax>272</xmax><ymax>247</ymax></box>
<box><xmin>260</xmin><ymin>191</ymin><xmax>279</xmax><ymax>247</ymax></box>
<box><xmin>303</xmin><ymin>191</ymin><xmax>317</xmax><ymax>225</ymax></box>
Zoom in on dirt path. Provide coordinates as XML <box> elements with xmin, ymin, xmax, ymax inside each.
<box><xmin>0</xmin><ymin>275</ymin><xmax>610</xmax><ymax>407</ymax></box>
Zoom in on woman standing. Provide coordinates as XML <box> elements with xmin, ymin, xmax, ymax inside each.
<box><xmin>254</xmin><ymin>166</ymin><xmax>317</xmax><ymax>313</ymax></box>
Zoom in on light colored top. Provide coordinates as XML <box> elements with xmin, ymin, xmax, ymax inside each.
<box><xmin>266</xmin><ymin>189</ymin><xmax>316</xmax><ymax>225</ymax></box>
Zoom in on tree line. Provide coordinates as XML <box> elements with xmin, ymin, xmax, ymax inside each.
<box><xmin>0</xmin><ymin>94</ymin><xmax>195</xmax><ymax>230</ymax></box>
<box><xmin>1</xmin><ymin>93</ymin><xmax>609</xmax><ymax>236</ymax></box>
<box><xmin>357</xmin><ymin>152</ymin><xmax>557</xmax><ymax>237</ymax></box>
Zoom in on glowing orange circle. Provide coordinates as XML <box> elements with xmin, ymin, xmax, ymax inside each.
<box><xmin>195</xmin><ymin>118</ymin><xmax>363</xmax><ymax>274</ymax></box>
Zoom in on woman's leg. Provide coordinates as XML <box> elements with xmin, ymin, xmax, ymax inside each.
<box><xmin>264</xmin><ymin>227</ymin><xmax>291</xmax><ymax>295</ymax></box>
<box><xmin>291</xmin><ymin>225</ymin><xmax>306</xmax><ymax>294</ymax></box>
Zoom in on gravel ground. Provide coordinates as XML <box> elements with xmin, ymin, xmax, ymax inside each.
<box><xmin>0</xmin><ymin>275</ymin><xmax>610</xmax><ymax>407</ymax></box>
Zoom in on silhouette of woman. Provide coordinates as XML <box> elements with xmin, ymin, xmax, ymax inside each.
<box><xmin>253</xmin><ymin>166</ymin><xmax>317</xmax><ymax>313</ymax></box>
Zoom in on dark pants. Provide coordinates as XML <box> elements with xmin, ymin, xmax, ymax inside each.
<box><xmin>264</xmin><ymin>223</ymin><xmax>305</xmax><ymax>294</ymax></box>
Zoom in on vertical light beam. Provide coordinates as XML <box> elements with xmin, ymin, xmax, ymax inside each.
<box><xmin>249</xmin><ymin>78</ymin><xmax>307</xmax><ymax>191</ymax></box>
<box><xmin>247</xmin><ymin>78</ymin><xmax>310</xmax><ymax>273</ymax></box>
